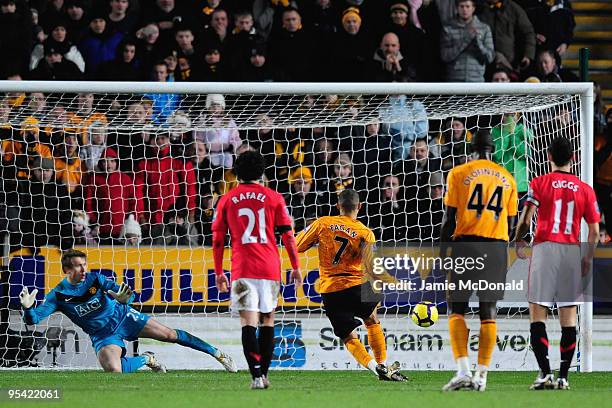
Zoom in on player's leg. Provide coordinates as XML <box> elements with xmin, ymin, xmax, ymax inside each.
<box><xmin>443</xmin><ymin>301</ymin><xmax>473</xmax><ymax>391</ymax></box>
<box><xmin>364</xmin><ymin>312</ymin><xmax>386</xmax><ymax>365</ymax></box>
<box><xmin>557</xmin><ymin>304</ymin><xmax>578</xmax><ymax>389</ymax></box>
<box><xmin>529</xmin><ymin>302</ymin><xmax>555</xmax><ymax>389</ymax></box>
<box><xmin>258</xmin><ymin>311</ymin><xmax>274</xmax><ymax>387</ymax></box>
<box><xmin>240</xmin><ymin>310</ymin><xmax>264</xmax><ymax>387</ymax></box>
<box><xmin>341</xmin><ymin>330</ymin><xmax>378</xmax><ymax>374</ymax></box>
<box><xmin>138</xmin><ymin>317</ymin><xmax>236</xmax><ymax>372</ymax></box>
<box><xmin>97</xmin><ymin>344</ymin><xmax>150</xmax><ymax>373</ymax></box>
<box><xmin>472</xmin><ymin>301</ymin><xmax>497</xmax><ymax>391</ymax></box>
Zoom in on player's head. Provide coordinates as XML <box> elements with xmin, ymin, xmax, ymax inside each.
<box><xmin>61</xmin><ymin>249</ymin><xmax>88</xmax><ymax>283</ymax></box>
<box><xmin>235</xmin><ymin>150</ymin><xmax>265</xmax><ymax>182</ymax></box>
<box><xmin>547</xmin><ymin>136</ymin><xmax>573</xmax><ymax>168</ymax></box>
<box><xmin>336</xmin><ymin>189</ymin><xmax>361</xmax><ymax>217</ymax></box>
<box><xmin>470</xmin><ymin>129</ymin><xmax>494</xmax><ymax>158</ymax></box>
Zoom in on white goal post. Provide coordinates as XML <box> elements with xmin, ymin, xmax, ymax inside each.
<box><xmin>0</xmin><ymin>81</ymin><xmax>594</xmax><ymax>372</ymax></box>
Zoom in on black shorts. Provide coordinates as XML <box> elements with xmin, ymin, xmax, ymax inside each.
<box><xmin>448</xmin><ymin>236</ymin><xmax>508</xmax><ymax>303</ymax></box>
<box><xmin>321</xmin><ymin>282</ymin><xmax>382</xmax><ymax>339</ymax></box>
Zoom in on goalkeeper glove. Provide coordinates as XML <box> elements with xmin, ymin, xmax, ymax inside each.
<box><xmin>108</xmin><ymin>283</ymin><xmax>133</xmax><ymax>304</ymax></box>
<box><xmin>19</xmin><ymin>287</ymin><xmax>38</xmax><ymax>309</ymax></box>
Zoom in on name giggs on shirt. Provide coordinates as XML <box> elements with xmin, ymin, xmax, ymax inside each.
<box><xmin>551</xmin><ymin>180</ymin><xmax>579</xmax><ymax>192</ymax></box>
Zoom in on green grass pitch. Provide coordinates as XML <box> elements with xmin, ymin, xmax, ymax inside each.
<box><xmin>1</xmin><ymin>370</ymin><xmax>612</xmax><ymax>408</ymax></box>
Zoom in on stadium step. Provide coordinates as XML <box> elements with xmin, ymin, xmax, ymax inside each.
<box><xmin>570</xmin><ymin>0</ymin><xmax>612</xmax><ymax>107</ymax></box>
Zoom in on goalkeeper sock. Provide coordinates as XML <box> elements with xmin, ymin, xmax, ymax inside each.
<box><xmin>345</xmin><ymin>338</ymin><xmax>377</xmax><ymax>374</ymax></box>
<box><xmin>530</xmin><ymin>322</ymin><xmax>551</xmax><ymax>375</ymax></box>
<box><xmin>175</xmin><ymin>329</ymin><xmax>219</xmax><ymax>357</ymax></box>
<box><xmin>366</xmin><ymin>322</ymin><xmax>387</xmax><ymax>365</ymax></box>
<box><xmin>242</xmin><ymin>325</ymin><xmax>262</xmax><ymax>379</ymax></box>
<box><xmin>258</xmin><ymin>326</ymin><xmax>275</xmax><ymax>376</ymax></box>
<box><xmin>477</xmin><ymin>320</ymin><xmax>496</xmax><ymax>368</ymax></box>
<box><xmin>559</xmin><ymin>326</ymin><xmax>577</xmax><ymax>379</ymax></box>
<box><xmin>121</xmin><ymin>356</ymin><xmax>147</xmax><ymax>373</ymax></box>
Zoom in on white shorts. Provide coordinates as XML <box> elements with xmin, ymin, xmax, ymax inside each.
<box><xmin>231</xmin><ymin>278</ymin><xmax>280</xmax><ymax>314</ymax></box>
<box><xmin>528</xmin><ymin>242</ymin><xmax>584</xmax><ymax>308</ymax></box>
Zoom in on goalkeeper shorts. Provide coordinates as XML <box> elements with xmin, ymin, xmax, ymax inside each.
<box><xmin>321</xmin><ymin>282</ymin><xmax>382</xmax><ymax>339</ymax></box>
<box><xmin>91</xmin><ymin>308</ymin><xmax>149</xmax><ymax>354</ymax></box>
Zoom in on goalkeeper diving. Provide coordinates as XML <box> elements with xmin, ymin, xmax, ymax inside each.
<box><xmin>19</xmin><ymin>249</ymin><xmax>237</xmax><ymax>373</ymax></box>
<box><xmin>295</xmin><ymin>189</ymin><xmax>406</xmax><ymax>381</ymax></box>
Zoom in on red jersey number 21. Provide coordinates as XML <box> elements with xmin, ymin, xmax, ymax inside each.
<box><xmin>239</xmin><ymin>208</ymin><xmax>267</xmax><ymax>244</ymax></box>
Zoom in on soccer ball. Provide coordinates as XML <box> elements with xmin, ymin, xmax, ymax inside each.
<box><xmin>410</xmin><ymin>302</ymin><xmax>438</xmax><ymax>328</ymax></box>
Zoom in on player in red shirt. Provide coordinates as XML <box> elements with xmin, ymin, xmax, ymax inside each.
<box><xmin>514</xmin><ymin>137</ymin><xmax>600</xmax><ymax>390</ymax></box>
<box><xmin>212</xmin><ymin>150</ymin><xmax>302</xmax><ymax>390</ymax></box>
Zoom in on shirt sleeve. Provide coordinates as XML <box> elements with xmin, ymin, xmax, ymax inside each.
<box><xmin>444</xmin><ymin>168</ymin><xmax>458</xmax><ymax>208</ymax></box>
<box><xmin>295</xmin><ymin>219</ymin><xmax>321</xmax><ymax>253</ymax></box>
<box><xmin>584</xmin><ymin>186</ymin><xmax>601</xmax><ymax>224</ymax></box>
<box><xmin>507</xmin><ymin>180</ymin><xmax>519</xmax><ymax>217</ymax></box>
<box><xmin>274</xmin><ymin>193</ymin><xmax>293</xmax><ymax>230</ymax></box>
<box><xmin>23</xmin><ymin>291</ymin><xmax>58</xmax><ymax>325</ymax></box>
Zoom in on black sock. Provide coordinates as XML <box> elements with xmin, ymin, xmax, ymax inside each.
<box><xmin>258</xmin><ymin>326</ymin><xmax>275</xmax><ymax>376</ymax></box>
<box><xmin>242</xmin><ymin>326</ymin><xmax>262</xmax><ymax>379</ymax></box>
<box><xmin>559</xmin><ymin>326</ymin><xmax>577</xmax><ymax>379</ymax></box>
<box><xmin>530</xmin><ymin>322</ymin><xmax>551</xmax><ymax>375</ymax></box>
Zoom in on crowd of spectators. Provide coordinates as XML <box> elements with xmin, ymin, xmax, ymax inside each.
<box><xmin>0</xmin><ymin>0</ymin><xmax>610</xmax><ymax>250</ymax></box>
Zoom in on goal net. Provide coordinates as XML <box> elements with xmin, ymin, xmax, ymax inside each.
<box><xmin>0</xmin><ymin>82</ymin><xmax>595</xmax><ymax>371</ymax></box>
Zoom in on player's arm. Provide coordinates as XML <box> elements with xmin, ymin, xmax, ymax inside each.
<box><xmin>98</xmin><ymin>274</ymin><xmax>135</xmax><ymax>305</ymax></box>
<box><xmin>439</xmin><ymin>206</ymin><xmax>457</xmax><ymax>258</ymax></box>
<box><xmin>275</xmin><ymin>198</ymin><xmax>303</xmax><ymax>285</ymax></box>
<box><xmin>211</xmin><ymin>197</ymin><xmax>229</xmax><ymax>292</ymax></box>
<box><xmin>20</xmin><ymin>289</ymin><xmax>58</xmax><ymax>325</ymax></box>
<box><xmin>295</xmin><ymin>219</ymin><xmax>321</xmax><ymax>253</ymax></box>
<box><xmin>582</xmin><ymin>222</ymin><xmax>600</xmax><ymax>276</ymax></box>
<box><xmin>514</xmin><ymin>203</ymin><xmax>536</xmax><ymax>259</ymax></box>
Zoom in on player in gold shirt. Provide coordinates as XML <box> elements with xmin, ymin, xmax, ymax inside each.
<box><xmin>440</xmin><ymin>130</ymin><xmax>518</xmax><ymax>392</ymax></box>
<box><xmin>296</xmin><ymin>189</ymin><xmax>406</xmax><ymax>382</ymax></box>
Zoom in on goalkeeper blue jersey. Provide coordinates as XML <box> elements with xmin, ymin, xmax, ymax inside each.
<box><xmin>23</xmin><ymin>272</ymin><xmax>135</xmax><ymax>337</ymax></box>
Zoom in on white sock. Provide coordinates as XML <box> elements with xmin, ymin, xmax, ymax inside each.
<box><xmin>477</xmin><ymin>364</ymin><xmax>488</xmax><ymax>377</ymax></box>
<box><xmin>457</xmin><ymin>357</ymin><xmax>471</xmax><ymax>376</ymax></box>
<box><xmin>367</xmin><ymin>359</ymin><xmax>378</xmax><ymax>374</ymax></box>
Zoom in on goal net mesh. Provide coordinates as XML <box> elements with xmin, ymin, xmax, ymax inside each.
<box><xmin>0</xmin><ymin>89</ymin><xmax>582</xmax><ymax>369</ymax></box>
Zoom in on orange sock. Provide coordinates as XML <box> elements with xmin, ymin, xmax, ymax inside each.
<box><xmin>478</xmin><ymin>320</ymin><xmax>497</xmax><ymax>368</ymax></box>
<box><xmin>345</xmin><ymin>338</ymin><xmax>375</xmax><ymax>369</ymax></box>
<box><xmin>366</xmin><ymin>322</ymin><xmax>387</xmax><ymax>364</ymax></box>
<box><xmin>449</xmin><ymin>314</ymin><xmax>469</xmax><ymax>360</ymax></box>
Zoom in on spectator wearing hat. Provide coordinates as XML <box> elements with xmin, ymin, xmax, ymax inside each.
<box><xmin>28</xmin><ymin>41</ymin><xmax>83</xmax><ymax>80</ymax></box>
<box><xmin>134</xmin><ymin>131</ymin><xmax>197</xmax><ymax>242</ymax></box>
<box><xmin>234</xmin><ymin>43</ymin><xmax>280</xmax><ymax>82</ymax></box>
<box><xmin>329</xmin><ymin>7</ymin><xmax>375</xmax><ymax>82</ymax></box>
<box><xmin>268</xmin><ymin>7</ymin><xmax>315</xmax><ymax>81</ymax></box>
<box><xmin>72</xmin><ymin>209</ymin><xmax>97</xmax><ymax>245</ymax></box>
<box><xmin>193</xmin><ymin>94</ymin><xmax>241</xmax><ymax>168</ymax></box>
<box><xmin>285</xmin><ymin>166</ymin><xmax>319</xmax><ymax>232</ymax></box>
<box><xmin>120</xmin><ymin>214</ymin><xmax>142</xmax><ymax>245</ymax></box>
<box><xmin>85</xmin><ymin>147</ymin><xmax>141</xmax><ymax>243</ymax></box>
<box><xmin>78</xmin><ymin>12</ymin><xmax>125</xmax><ymax>77</ymax></box>
<box><xmin>440</xmin><ymin>0</ymin><xmax>495</xmax><ymax>82</ymax></box>
<box><xmin>384</xmin><ymin>1</ymin><xmax>427</xmax><ymax>78</ymax></box>
<box><xmin>80</xmin><ymin>121</ymin><xmax>108</xmax><ymax>172</ymax></box>
<box><xmin>30</xmin><ymin>18</ymin><xmax>85</xmax><ymax>73</ymax></box>
<box><xmin>534</xmin><ymin>49</ymin><xmax>578</xmax><ymax>83</ymax></box>
<box><xmin>95</xmin><ymin>38</ymin><xmax>143</xmax><ymax>80</ymax></box>
<box><xmin>478</xmin><ymin>0</ymin><xmax>535</xmax><ymax>74</ymax></box>
<box><xmin>0</xmin><ymin>0</ymin><xmax>33</xmax><ymax>77</ymax></box>
<box><xmin>65</xmin><ymin>0</ymin><xmax>89</xmax><ymax>44</ymax></box>
<box><xmin>107</xmin><ymin>0</ymin><xmax>138</xmax><ymax>35</ymax></box>
<box><xmin>12</xmin><ymin>156</ymin><xmax>74</xmax><ymax>253</ymax></box>
<box><xmin>369</xmin><ymin>32</ymin><xmax>417</xmax><ymax>82</ymax></box>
